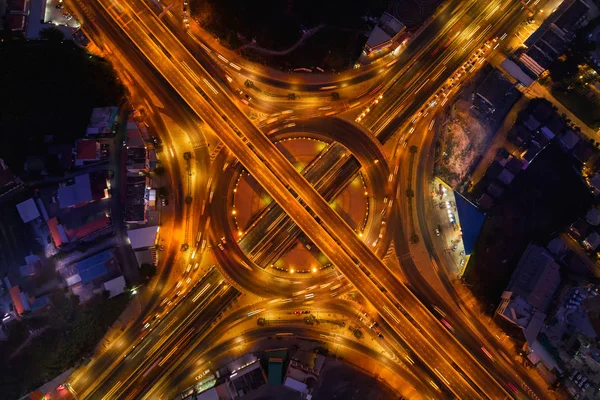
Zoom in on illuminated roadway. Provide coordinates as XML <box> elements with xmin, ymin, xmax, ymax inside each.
<box><xmin>62</xmin><ymin>0</ymin><xmax>549</xmax><ymax>397</ymax></box>
<box><xmin>65</xmin><ymin>0</ymin><xmax>515</xmax><ymax>398</ymax></box>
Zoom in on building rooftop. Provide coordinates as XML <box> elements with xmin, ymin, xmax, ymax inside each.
<box><xmin>554</xmin><ymin>0</ymin><xmax>589</xmax><ymax>31</ymax></box>
<box><xmin>76</xmin><ymin>139</ymin><xmax>99</xmax><ymax>161</ymax></box>
<box><xmin>127</xmin><ymin>225</ymin><xmax>158</xmax><ymax>250</ymax></box>
<box><xmin>103</xmin><ymin>275</ymin><xmax>126</xmax><ymax>298</ymax></box>
<box><xmin>16</xmin><ymin>198</ymin><xmax>40</xmax><ymax>223</ymax></box>
<box><xmin>75</xmin><ymin>249</ymin><xmax>113</xmax><ymax>284</ymax></box>
<box><xmin>507</xmin><ymin>244</ymin><xmax>561</xmax><ymax>311</ymax></box>
<box><xmin>454</xmin><ymin>192</ymin><xmax>485</xmax><ymax>255</ymax></box>
<box><xmin>86</xmin><ymin>106</ymin><xmax>118</xmax><ymax>136</ymax></box>
<box><xmin>58</xmin><ymin>174</ymin><xmax>93</xmax><ymax>208</ymax></box>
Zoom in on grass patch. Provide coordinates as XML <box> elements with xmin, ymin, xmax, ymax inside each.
<box><xmin>463</xmin><ymin>142</ymin><xmax>593</xmax><ymax>307</ymax></box>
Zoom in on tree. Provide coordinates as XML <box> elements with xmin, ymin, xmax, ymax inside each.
<box><xmin>157</xmin><ymin>187</ymin><xmax>169</xmax><ymax>198</ymax></box>
<box><xmin>331</xmin><ymin>92</ymin><xmax>340</xmax><ymax>101</ymax></box>
<box><xmin>244</xmin><ymin>79</ymin><xmax>254</xmax><ymax>88</ymax></box>
<box><xmin>39</xmin><ymin>27</ymin><xmax>65</xmax><ymax>42</ymax></box>
<box><xmin>140</xmin><ymin>263</ymin><xmax>157</xmax><ymax>280</ymax></box>
<box><xmin>153</xmin><ymin>166</ymin><xmax>165</xmax><ymax>176</ymax></box>
<box><xmin>185</xmin><ymin>195</ymin><xmax>193</xmax><ymax>204</ymax></box>
<box><xmin>288</xmin><ymin>93</ymin><xmax>296</xmax><ymax>100</ymax></box>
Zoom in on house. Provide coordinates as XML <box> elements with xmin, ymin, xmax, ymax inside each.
<box><xmin>124</xmin><ymin>176</ymin><xmax>147</xmax><ymax>224</ymax></box>
<box><xmin>582</xmin><ymin>231</ymin><xmax>600</xmax><ymax>251</ymax></box>
<box><xmin>64</xmin><ymin>249</ymin><xmax>115</xmax><ymax>287</ymax></box>
<box><xmin>569</xmin><ymin>218</ymin><xmax>591</xmax><ymax>240</ymax></box>
<box><xmin>86</xmin><ymin>107</ymin><xmax>118</xmax><ymax>136</ymax></box>
<box><xmin>558</xmin><ymin>129</ymin><xmax>581</xmax><ymax>151</ymax></box>
<box><xmin>58</xmin><ymin>174</ymin><xmax>93</xmax><ymax>209</ymax></box>
<box><xmin>506</xmin><ymin>244</ymin><xmax>561</xmax><ymax>311</ymax></box>
<box><xmin>47</xmin><ymin>144</ymin><xmax>74</xmax><ymax>173</ymax></box>
<box><xmin>487</xmin><ymin>181</ymin><xmax>505</xmax><ymax>198</ymax></box>
<box><xmin>16</xmin><ymin>198</ymin><xmax>40</xmax><ymax>223</ymax></box>
<box><xmin>497</xmin><ymin>168</ymin><xmax>515</xmax><ymax>185</ymax></box>
<box><xmin>510</xmin><ymin>125</ymin><xmax>534</xmax><ymax>147</ymax></box>
<box><xmin>495</xmin><ymin>245</ymin><xmax>561</xmax><ymax>344</ymax></box>
<box><xmin>546</xmin><ymin>237</ymin><xmax>567</xmax><ymax>257</ymax></box>
<box><xmin>472</xmin><ymin>68</ymin><xmax>520</xmax><ymax>122</ymax></box>
<box><xmin>539</xmin><ymin>126</ymin><xmax>556</xmax><ymax>140</ymax></box>
<box><xmin>572</xmin><ymin>139</ymin><xmax>596</xmax><ymax>165</ymax></box>
<box><xmin>500</xmin><ymin>58</ymin><xmax>535</xmax><ymax>86</ymax></box>
<box><xmin>75</xmin><ymin>140</ymin><xmax>100</xmax><ymax>166</ymax></box>
<box><xmin>127</xmin><ymin>226</ymin><xmax>158</xmax><ymax>250</ymax></box>
<box><xmin>586</xmin><ymin>208</ymin><xmax>600</xmax><ymax>226</ymax></box>
<box><xmin>523</xmin><ymin>114</ymin><xmax>541</xmax><ymax>132</ymax></box>
<box><xmin>6</xmin><ymin>0</ymin><xmax>28</xmax><ymax>32</ymax></box>
<box><xmin>363</xmin><ymin>10</ymin><xmax>406</xmax><ymax>57</ymax></box>
<box><xmin>9</xmin><ymin>285</ymin><xmax>30</xmax><ymax>316</ymax></box>
<box><xmin>103</xmin><ymin>275</ymin><xmax>126</xmax><ymax>298</ymax></box>
<box><xmin>477</xmin><ymin>192</ymin><xmax>494</xmax><ymax>211</ymax></box>
<box><xmin>506</xmin><ymin>157</ymin><xmax>524</xmax><ymax>175</ymax></box>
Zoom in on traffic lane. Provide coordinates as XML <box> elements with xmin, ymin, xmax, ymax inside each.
<box><xmin>142</xmin><ymin>298</ymin><xmax>451</xmax><ymax>400</ymax></box>
<box><xmin>93</xmin><ymin>278</ymin><xmax>235</xmax><ymax>399</ymax></box>
<box><xmin>79</xmin><ymin>269</ymin><xmax>226</xmax><ymax>399</ymax></box>
<box><xmin>209</xmin><ymin>160</ymin><xmax>345</xmax><ymax>297</ymax></box>
<box><xmin>80</xmin><ymin>1</ymin><xmax>508</xmax><ymax>396</ymax></box>
<box><xmin>370</xmin><ymin>1</ymin><xmax>528</xmax><ymax>140</ymax></box>
<box><xmin>164</xmin><ymin>0</ymin><xmax>468</xmax><ymax>94</ymax></box>
<box><xmin>62</xmin><ymin>12</ymin><xmax>208</xmax><ymax>397</ymax></box>
<box><xmin>412</xmin><ymin>103</ymin><xmax>547</xmax><ymax>398</ymax></box>
<box><xmin>365</xmin><ymin>0</ymin><xmax>519</xmax><ymax>133</ymax></box>
<box><xmin>141</xmin><ymin>10</ymin><xmax>496</xmax><ymax>398</ymax></box>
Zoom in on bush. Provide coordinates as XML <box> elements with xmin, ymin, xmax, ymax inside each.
<box><xmin>140</xmin><ymin>263</ymin><xmax>157</xmax><ymax>280</ymax></box>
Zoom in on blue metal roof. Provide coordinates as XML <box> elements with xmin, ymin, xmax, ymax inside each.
<box><xmin>454</xmin><ymin>193</ymin><xmax>485</xmax><ymax>255</ymax></box>
<box><xmin>76</xmin><ymin>250</ymin><xmax>111</xmax><ymax>283</ymax></box>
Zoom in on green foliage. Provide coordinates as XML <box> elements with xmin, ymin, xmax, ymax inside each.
<box><xmin>0</xmin><ymin>40</ymin><xmax>123</xmax><ymax>175</ymax></box>
<box><xmin>0</xmin><ymin>293</ymin><xmax>129</xmax><ymax>397</ymax></box>
<box><xmin>157</xmin><ymin>186</ymin><xmax>169</xmax><ymax>198</ymax></box>
<box><xmin>331</xmin><ymin>92</ymin><xmax>340</xmax><ymax>100</ymax></box>
<box><xmin>288</xmin><ymin>93</ymin><xmax>297</xmax><ymax>100</ymax></box>
<box><xmin>185</xmin><ymin>195</ymin><xmax>193</xmax><ymax>205</ymax></box>
<box><xmin>39</xmin><ymin>27</ymin><xmax>65</xmax><ymax>42</ymax></box>
<box><xmin>140</xmin><ymin>263</ymin><xmax>157</xmax><ymax>280</ymax></box>
<box><xmin>153</xmin><ymin>166</ymin><xmax>165</xmax><ymax>176</ymax></box>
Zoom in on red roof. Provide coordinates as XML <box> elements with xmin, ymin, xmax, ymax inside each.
<box><xmin>9</xmin><ymin>0</ymin><xmax>27</xmax><ymax>13</ymax></box>
<box><xmin>6</xmin><ymin>14</ymin><xmax>26</xmax><ymax>31</ymax></box>
<box><xmin>76</xmin><ymin>140</ymin><xmax>99</xmax><ymax>160</ymax></box>
<box><xmin>48</xmin><ymin>217</ymin><xmax>65</xmax><ymax>247</ymax></box>
<box><xmin>9</xmin><ymin>286</ymin><xmax>26</xmax><ymax>316</ymax></box>
<box><xmin>0</xmin><ymin>159</ymin><xmax>16</xmax><ymax>188</ymax></box>
<box><xmin>66</xmin><ymin>215</ymin><xmax>111</xmax><ymax>240</ymax></box>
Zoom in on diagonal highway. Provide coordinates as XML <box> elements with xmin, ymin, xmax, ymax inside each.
<box><xmin>64</xmin><ymin>0</ymin><xmax>518</xmax><ymax>398</ymax></box>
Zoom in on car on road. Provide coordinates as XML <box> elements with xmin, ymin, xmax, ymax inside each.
<box><xmin>162</xmin><ymin>198</ymin><xmax>168</xmax><ymax>206</ymax></box>
<box><xmin>435</xmin><ymin>226</ymin><xmax>441</xmax><ymax>236</ymax></box>
<box><xmin>217</xmin><ymin>243</ymin><xmax>224</xmax><ymax>250</ymax></box>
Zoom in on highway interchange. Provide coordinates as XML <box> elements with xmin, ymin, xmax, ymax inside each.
<box><xmin>61</xmin><ymin>0</ymin><xmax>554</xmax><ymax>398</ymax></box>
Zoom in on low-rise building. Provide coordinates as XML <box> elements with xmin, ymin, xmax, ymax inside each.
<box><xmin>362</xmin><ymin>9</ymin><xmax>406</xmax><ymax>58</ymax></box>
<box><xmin>75</xmin><ymin>139</ymin><xmax>100</xmax><ymax>166</ymax></box>
<box><xmin>86</xmin><ymin>106</ymin><xmax>118</xmax><ymax>136</ymax></box>
<box><xmin>496</xmin><ymin>244</ymin><xmax>561</xmax><ymax>344</ymax></box>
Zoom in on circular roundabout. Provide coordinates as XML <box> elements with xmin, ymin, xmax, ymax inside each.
<box><xmin>210</xmin><ymin>117</ymin><xmax>395</xmax><ymax>298</ymax></box>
